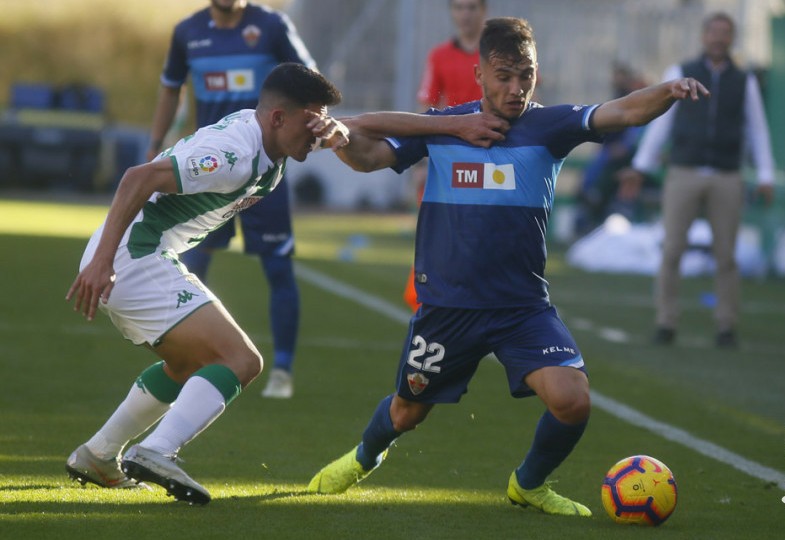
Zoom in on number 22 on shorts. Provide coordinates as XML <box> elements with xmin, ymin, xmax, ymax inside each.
<box><xmin>407</xmin><ymin>335</ymin><xmax>445</xmax><ymax>373</ymax></box>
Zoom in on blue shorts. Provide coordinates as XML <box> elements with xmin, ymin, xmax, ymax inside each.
<box><xmin>395</xmin><ymin>305</ymin><xmax>586</xmax><ymax>403</ymax></box>
<box><xmin>199</xmin><ymin>177</ymin><xmax>294</xmax><ymax>256</ymax></box>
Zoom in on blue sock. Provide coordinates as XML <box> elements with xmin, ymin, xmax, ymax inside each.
<box><xmin>356</xmin><ymin>395</ymin><xmax>400</xmax><ymax>470</ymax></box>
<box><xmin>181</xmin><ymin>248</ymin><xmax>212</xmax><ymax>283</ymax></box>
<box><xmin>260</xmin><ymin>255</ymin><xmax>299</xmax><ymax>372</ymax></box>
<box><xmin>272</xmin><ymin>351</ymin><xmax>294</xmax><ymax>372</ymax></box>
<box><xmin>516</xmin><ymin>410</ymin><xmax>588</xmax><ymax>489</ymax></box>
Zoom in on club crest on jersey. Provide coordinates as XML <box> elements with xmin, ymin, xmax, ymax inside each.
<box><xmin>188</xmin><ymin>154</ymin><xmax>222</xmax><ymax>178</ymax></box>
<box><xmin>452</xmin><ymin>162</ymin><xmax>515</xmax><ymax>190</ymax></box>
<box><xmin>242</xmin><ymin>24</ymin><xmax>262</xmax><ymax>48</ymax></box>
<box><xmin>407</xmin><ymin>372</ymin><xmax>430</xmax><ymax>396</ymax></box>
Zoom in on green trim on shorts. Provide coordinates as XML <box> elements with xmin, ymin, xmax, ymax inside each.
<box><xmin>193</xmin><ymin>364</ymin><xmax>242</xmax><ymax>404</ymax></box>
<box><xmin>136</xmin><ymin>361</ymin><xmax>184</xmax><ymax>403</ymax></box>
<box><xmin>152</xmin><ymin>301</ymin><xmax>214</xmax><ymax>347</ymax></box>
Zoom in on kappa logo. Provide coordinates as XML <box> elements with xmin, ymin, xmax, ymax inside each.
<box><xmin>222</xmin><ymin>150</ymin><xmax>238</xmax><ymax>171</ymax></box>
<box><xmin>452</xmin><ymin>162</ymin><xmax>515</xmax><ymax>190</ymax></box>
<box><xmin>175</xmin><ymin>289</ymin><xmax>199</xmax><ymax>309</ymax></box>
<box><xmin>407</xmin><ymin>372</ymin><xmax>430</xmax><ymax>396</ymax></box>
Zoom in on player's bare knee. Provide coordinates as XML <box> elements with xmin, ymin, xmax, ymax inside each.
<box><xmin>390</xmin><ymin>411</ymin><xmax>421</xmax><ymax>433</ymax></box>
<box><xmin>220</xmin><ymin>348</ymin><xmax>263</xmax><ymax>386</ymax></box>
<box><xmin>389</xmin><ymin>400</ymin><xmax>431</xmax><ymax>432</ymax></box>
<box><xmin>241</xmin><ymin>349</ymin><xmax>264</xmax><ymax>383</ymax></box>
<box><xmin>550</xmin><ymin>394</ymin><xmax>590</xmax><ymax>425</ymax></box>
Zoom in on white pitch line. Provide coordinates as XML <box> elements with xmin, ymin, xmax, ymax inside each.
<box><xmin>295</xmin><ymin>263</ymin><xmax>411</xmax><ymax>325</ymax></box>
<box><xmin>295</xmin><ymin>262</ymin><xmax>785</xmax><ymax>491</ymax></box>
<box><xmin>590</xmin><ymin>393</ymin><xmax>785</xmax><ymax>490</ymax></box>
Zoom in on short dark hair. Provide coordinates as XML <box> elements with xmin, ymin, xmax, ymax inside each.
<box><xmin>479</xmin><ymin>17</ymin><xmax>536</xmax><ymax>63</ymax></box>
<box><xmin>260</xmin><ymin>63</ymin><xmax>342</xmax><ymax>108</ymax></box>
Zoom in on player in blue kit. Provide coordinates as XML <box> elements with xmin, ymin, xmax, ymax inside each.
<box><xmin>307</xmin><ymin>17</ymin><xmax>708</xmax><ymax>516</ymax></box>
<box><xmin>147</xmin><ymin>0</ymin><xmax>317</xmax><ymax>398</ymax></box>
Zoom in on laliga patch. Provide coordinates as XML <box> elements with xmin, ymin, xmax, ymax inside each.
<box><xmin>187</xmin><ymin>154</ymin><xmax>222</xmax><ymax>178</ymax></box>
<box><xmin>407</xmin><ymin>372</ymin><xmax>430</xmax><ymax>396</ymax></box>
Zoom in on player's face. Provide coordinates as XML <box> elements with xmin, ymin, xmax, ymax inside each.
<box><xmin>476</xmin><ymin>49</ymin><xmax>537</xmax><ymax>120</ymax></box>
<box><xmin>280</xmin><ymin>104</ymin><xmax>327</xmax><ymax>162</ymax></box>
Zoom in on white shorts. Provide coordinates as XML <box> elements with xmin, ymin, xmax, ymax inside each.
<box><xmin>82</xmin><ymin>245</ymin><xmax>217</xmax><ymax>346</ymax></box>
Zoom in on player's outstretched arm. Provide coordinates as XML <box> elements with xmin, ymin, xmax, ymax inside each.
<box><xmin>592</xmin><ymin>77</ymin><xmax>709</xmax><ymax>133</ymax></box>
<box><xmin>335</xmin><ymin>119</ymin><xmax>399</xmax><ymax>173</ymax></box>
<box><xmin>319</xmin><ymin>110</ymin><xmax>509</xmax><ymax>172</ymax></box>
<box><xmin>304</xmin><ymin>110</ymin><xmax>393</xmax><ymax>172</ymax></box>
<box><xmin>346</xmin><ymin>111</ymin><xmax>508</xmax><ymax>147</ymax></box>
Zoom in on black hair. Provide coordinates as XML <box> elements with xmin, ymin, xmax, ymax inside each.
<box><xmin>479</xmin><ymin>17</ymin><xmax>536</xmax><ymax>63</ymax></box>
<box><xmin>260</xmin><ymin>63</ymin><xmax>342</xmax><ymax>108</ymax></box>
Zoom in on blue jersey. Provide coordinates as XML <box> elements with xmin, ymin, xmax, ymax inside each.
<box><xmin>388</xmin><ymin>101</ymin><xmax>603</xmax><ymax>309</ymax></box>
<box><xmin>161</xmin><ymin>3</ymin><xmax>316</xmax><ymax>127</ymax></box>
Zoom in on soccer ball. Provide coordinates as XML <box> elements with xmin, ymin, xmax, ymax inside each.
<box><xmin>601</xmin><ymin>455</ymin><xmax>677</xmax><ymax>526</ymax></box>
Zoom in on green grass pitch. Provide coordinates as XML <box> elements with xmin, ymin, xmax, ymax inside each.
<box><xmin>0</xmin><ymin>198</ymin><xmax>783</xmax><ymax>539</ymax></box>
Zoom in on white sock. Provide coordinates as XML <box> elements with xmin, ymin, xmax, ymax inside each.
<box><xmin>140</xmin><ymin>376</ymin><xmax>226</xmax><ymax>456</ymax></box>
<box><xmin>85</xmin><ymin>383</ymin><xmax>171</xmax><ymax>460</ymax></box>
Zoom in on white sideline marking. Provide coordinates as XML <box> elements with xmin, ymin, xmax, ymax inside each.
<box><xmin>591</xmin><ymin>393</ymin><xmax>785</xmax><ymax>490</ymax></box>
<box><xmin>295</xmin><ymin>262</ymin><xmax>785</xmax><ymax>491</ymax></box>
<box><xmin>295</xmin><ymin>263</ymin><xmax>411</xmax><ymax>325</ymax></box>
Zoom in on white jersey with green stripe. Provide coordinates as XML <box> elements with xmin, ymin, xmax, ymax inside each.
<box><xmin>107</xmin><ymin>109</ymin><xmax>284</xmax><ymax>260</ymax></box>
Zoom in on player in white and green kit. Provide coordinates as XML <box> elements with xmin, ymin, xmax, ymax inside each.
<box><xmin>65</xmin><ymin>63</ymin><xmax>346</xmax><ymax>504</ymax></box>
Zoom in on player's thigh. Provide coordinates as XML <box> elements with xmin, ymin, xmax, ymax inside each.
<box><xmin>153</xmin><ymin>301</ymin><xmax>262</xmax><ymax>385</ymax></box>
<box><xmin>101</xmin><ymin>249</ymin><xmax>216</xmax><ymax>346</ymax></box>
<box><xmin>493</xmin><ymin>306</ymin><xmax>586</xmax><ymax>400</ymax></box>
<box><xmin>395</xmin><ymin>307</ymin><xmax>491</xmax><ymax>403</ymax></box>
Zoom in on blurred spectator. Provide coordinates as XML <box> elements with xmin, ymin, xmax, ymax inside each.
<box><xmin>620</xmin><ymin>12</ymin><xmax>775</xmax><ymax>348</ymax></box>
<box><xmin>417</xmin><ymin>0</ymin><xmax>486</xmax><ymax>109</ymax></box>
